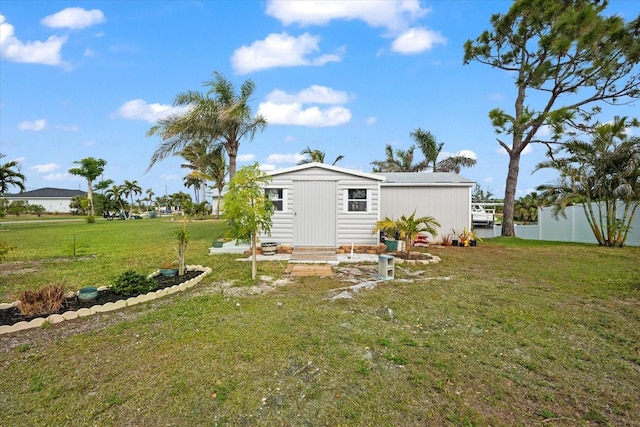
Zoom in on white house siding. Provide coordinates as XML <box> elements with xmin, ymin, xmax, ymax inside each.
<box><xmin>379</xmin><ymin>184</ymin><xmax>473</xmax><ymax>241</ymax></box>
<box><xmin>3</xmin><ymin>188</ymin><xmax>86</xmax><ymax>214</ymax></box>
<box><xmin>259</xmin><ymin>163</ymin><xmax>383</xmax><ymax>247</ymax></box>
<box><xmin>24</xmin><ymin>198</ymin><xmax>73</xmax><ymax>213</ymax></box>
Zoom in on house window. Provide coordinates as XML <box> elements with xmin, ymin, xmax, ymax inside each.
<box><xmin>347</xmin><ymin>189</ymin><xmax>367</xmax><ymax>212</ymax></box>
<box><xmin>265</xmin><ymin>188</ymin><xmax>284</xmax><ymax>211</ymax></box>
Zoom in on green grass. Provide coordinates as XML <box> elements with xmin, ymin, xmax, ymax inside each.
<box><xmin>1</xmin><ymin>219</ymin><xmax>639</xmax><ymax>426</ymax></box>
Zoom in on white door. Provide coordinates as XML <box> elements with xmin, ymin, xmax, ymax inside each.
<box><xmin>293</xmin><ymin>181</ymin><xmax>336</xmax><ymax>247</ymax></box>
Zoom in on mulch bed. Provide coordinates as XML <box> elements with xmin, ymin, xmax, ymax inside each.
<box><xmin>0</xmin><ymin>270</ymin><xmax>203</xmax><ymax>327</ymax></box>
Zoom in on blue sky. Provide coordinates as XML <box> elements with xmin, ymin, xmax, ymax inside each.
<box><xmin>1</xmin><ymin>1</ymin><xmax>638</xmax><ymax>200</ymax></box>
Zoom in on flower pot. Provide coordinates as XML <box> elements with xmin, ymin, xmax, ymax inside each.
<box><xmin>78</xmin><ymin>286</ymin><xmax>98</xmax><ymax>302</ymax></box>
<box><xmin>384</xmin><ymin>240</ymin><xmax>398</xmax><ymax>251</ymax></box>
<box><xmin>470</xmin><ymin>240</ymin><xmax>477</xmax><ymax>247</ymax></box>
<box><xmin>451</xmin><ymin>239</ymin><xmax>458</xmax><ymax>246</ymax></box>
<box><xmin>212</xmin><ymin>241</ymin><xmax>223</xmax><ymax>248</ymax></box>
<box><xmin>261</xmin><ymin>242</ymin><xmax>277</xmax><ymax>256</ymax></box>
<box><xmin>159</xmin><ymin>268</ymin><xmax>178</xmax><ymax>277</ymax></box>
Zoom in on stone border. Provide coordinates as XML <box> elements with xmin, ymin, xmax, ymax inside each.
<box><xmin>0</xmin><ymin>265</ymin><xmax>212</xmax><ymax>335</ymax></box>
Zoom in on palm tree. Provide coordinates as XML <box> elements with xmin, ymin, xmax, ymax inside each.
<box><xmin>68</xmin><ymin>157</ymin><xmax>107</xmax><ymax>217</ymax></box>
<box><xmin>122</xmin><ymin>180</ymin><xmax>142</xmax><ymax>219</ymax></box>
<box><xmin>534</xmin><ymin>116</ymin><xmax>640</xmax><ymax>247</ymax></box>
<box><xmin>145</xmin><ymin>188</ymin><xmax>155</xmax><ymax>211</ymax></box>
<box><xmin>183</xmin><ymin>175</ymin><xmax>203</xmax><ymax>203</ymax></box>
<box><xmin>371</xmin><ymin>144</ymin><xmax>420</xmax><ymax>172</ymax></box>
<box><xmin>0</xmin><ymin>154</ymin><xmax>26</xmax><ymax>195</ymax></box>
<box><xmin>372</xmin><ymin>210</ymin><xmax>441</xmax><ymax>259</ymax></box>
<box><xmin>410</xmin><ymin>128</ymin><xmax>477</xmax><ymax>173</ymax></box>
<box><xmin>105</xmin><ymin>185</ymin><xmax>126</xmax><ymax>217</ymax></box>
<box><xmin>297</xmin><ymin>146</ymin><xmax>344</xmax><ymax>165</ymax></box>
<box><xmin>147</xmin><ymin>71</ymin><xmax>267</xmax><ymax>181</ymax></box>
<box><xmin>180</xmin><ymin>140</ymin><xmax>221</xmax><ymax>205</ymax></box>
<box><xmin>209</xmin><ymin>146</ymin><xmax>227</xmax><ymax>219</ymax></box>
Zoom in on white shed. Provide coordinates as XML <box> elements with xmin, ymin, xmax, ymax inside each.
<box><xmin>259</xmin><ymin>163</ymin><xmax>384</xmax><ymax>248</ymax></box>
<box><xmin>376</xmin><ymin>172</ymin><xmax>475</xmax><ymax>242</ymax></box>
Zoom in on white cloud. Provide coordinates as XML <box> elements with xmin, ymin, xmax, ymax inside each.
<box><xmin>237</xmin><ymin>154</ymin><xmax>256</xmax><ymax>162</ymax></box>
<box><xmin>455</xmin><ymin>149</ymin><xmax>477</xmax><ymax>160</ymax></box>
<box><xmin>231</xmin><ymin>32</ymin><xmax>341</xmax><ymax>74</ymax></box>
<box><xmin>284</xmin><ymin>135</ymin><xmax>296</xmax><ymax>143</ymax></box>
<box><xmin>266</xmin><ymin>153</ymin><xmax>306</xmax><ymax>164</ymax></box>
<box><xmin>114</xmin><ymin>99</ymin><xmax>188</xmax><ymax>123</ymax></box>
<box><xmin>18</xmin><ymin>119</ymin><xmax>46</xmax><ymax>131</ymax></box>
<box><xmin>0</xmin><ymin>14</ymin><xmax>66</xmax><ymax>66</ymax></box>
<box><xmin>265</xmin><ymin>0</ymin><xmax>428</xmax><ymax>33</ymax></box>
<box><xmin>483</xmin><ymin>177</ymin><xmax>494</xmax><ymax>183</ymax></box>
<box><xmin>41</xmin><ymin>7</ymin><xmax>105</xmax><ymax>29</ymax></box>
<box><xmin>258</xmin><ymin>86</ymin><xmax>352</xmax><ymax>127</ymax></box>
<box><xmin>258</xmin><ymin>101</ymin><xmax>351</xmax><ymax>127</ymax></box>
<box><xmin>44</xmin><ymin>172</ymin><xmax>74</xmax><ymax>181</ymax></box>
<box><xmin>365</xmin><ymin>116</ymin><xmax>377</xmax><ymax>125</ymax></box>
<box><xmin>391</xmin><ymin>27</ymin><xmax>446</xmax><ymax>54</ymax></box>
<box><xmin>487</xmin><ymin>93</ymin><xmax>504</xmax><ymax>102</ymax></box>
<box><xmin>266</xmin><ymin>85</ymin><xmax>350</xmax><ymax>104</ymax></box>
<box><xmin>55</xmin><ymin>124</ymin><xmax>80</xmax><ymax>132</ymax></box>
<box><xmin>260</xmin><ymin>163</ymin><xmax>277</xmax><ymax>172</ymax></box>
<box><xmin>31</xmin><ymin>163</ymin><xmax>59</xmax><ymax>173</ymax></box>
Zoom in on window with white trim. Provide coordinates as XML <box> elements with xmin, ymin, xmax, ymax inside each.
<box><xmin>347</xmin><ymin>188</ymin><xmax>367</xmax><ymax>212</ymax></box>
<box><xmin>265</xmin><ymin>188</ymin><xmax>284</xmax><ymax>211</ymax></box>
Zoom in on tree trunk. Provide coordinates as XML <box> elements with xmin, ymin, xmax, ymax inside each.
<box><xmin>87</xmin><ymin>180</ymin><xmax>94</xmax><ymax>217</ymax></box>
<box><xmin>202</xmin><ymin>183</ymin><xmax>207</xmax><ymax>213</ymax></box>
<box><xmin>251</xmin><ymin>231</ymin><xmax>257</xmax><ymax>279</ymax></box>
<box><xmin>228</xmin><ymin>152</ymin><xmax>237</xmax><ymax>181</ymax></box>
<box><xmin>501</xmin><ymin>152</ymin><xmax>521</xmax><ymax>237</ymax></box>
<box><xmin>215</xmin><ymin>197</ymin><xmax>221</xmax><ymax>220</ymax></box>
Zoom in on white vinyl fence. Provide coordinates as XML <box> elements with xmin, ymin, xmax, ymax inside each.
<box><xmin>474</xmin><ymin>203</ymin><xmax>640</xmax><ymax>247</ymax></box>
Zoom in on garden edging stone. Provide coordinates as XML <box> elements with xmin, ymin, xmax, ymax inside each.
<box><xmin>0</xmin><ymin>265</ymin><xmax>212</xmax><ymax>335</ymax></box>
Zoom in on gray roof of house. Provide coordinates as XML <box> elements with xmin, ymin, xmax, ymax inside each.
<box><xmin>4</xmin><ymin>187</ymin><xmax>87</xmax><ymax>198</ymax></box>
<box><xmin>375</xmin><ymin>172</ymin><xmax>475</xmax><ymax>185</ymax></box>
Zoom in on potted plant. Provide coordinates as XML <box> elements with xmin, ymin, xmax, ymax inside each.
<box><xmin>440</xmin><ymin>232</ymin><xmax>453</xmax><ymax>246</ymax></box>
<box><xmin>451</xmin><ymin>228</ymin><xmax>459</xmax><ymax>246</ymax></box>
<box><xmin>372</xmin><ymin>210</ymin><xmax>440</xmax><ymax>260</ymax></box>
<box><xmin>159</xmin><ymin>260</ymin><xmax>179</xmax><ymax>277</ymax></box>
<box><xmin>260</xmin><ymin>241</ymin><xmax>277</xmax><ymax>256</ymax></box>
<box><xmin>468</xmin><ymin>229</ymin><xmax>482</xmax><ymax>246</ymax></box>
<box><xmin>458</xmin><ymin>228</ymin><xmax>471</xmax><ymax>247</ymax></box>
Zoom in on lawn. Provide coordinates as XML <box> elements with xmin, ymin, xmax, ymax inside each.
<box><xmin>0</xmin><ymin>217</ymin><xmax>639</xmax><ymax>426</ymax></box>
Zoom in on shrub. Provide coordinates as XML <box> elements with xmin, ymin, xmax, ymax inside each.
<box><xmin>18</xmin><ymin>284</ymin><xmax>67</xmax><ymax>317</ymax></box>
<box><xmin>0</xmin><ymin>240</ymin><xmax>15</xmax><ymax>261</ymax></box>
<box><xmin>148</xmin><ymin>210</ymin><xmax>158</xmax><ymax>219</ymax></box>
<box><xmin>111</xmin><ymin>270</ymin><xmax>157</xmax><ymax>297</ymax></box>
<box><xmin>86</xmin><ymin>215</ymin><xmax>96</xmax><ymax>224</ymax></box>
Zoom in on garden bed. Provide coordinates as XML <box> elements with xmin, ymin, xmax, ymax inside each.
<box><xmin>0</xmin><ymin>268</ymin><xmax>210</xmax><ymax>333</ymax></box>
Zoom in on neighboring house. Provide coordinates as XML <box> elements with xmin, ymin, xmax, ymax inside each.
<box><xmin>259</xmin><ymin>163</ymin><xmax>384</xmax><ymax>247</ymax></box>
<box><xmin>374</xmin><ymin>172</ymin><xmax>475</xmax><ymax>242</ymax></box>
<box><xmin>3</xmin><ymin>187</ymin><xmax>86</xmax><ymax>214</ymax></box>
<box><xmin>257</xmin><ymin>163</ymin><xmax>474</xmax><ymax>248</ymax></box>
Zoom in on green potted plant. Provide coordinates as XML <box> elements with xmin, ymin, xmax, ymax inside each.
<box><xmin>159</xmin><ymin>260</ymin><xmax>178</xmax><ymax>277</ymax></box>
<box><xmin>451</xmin><ymin>228</ymin><xmax>459</xmax><ymax>246</ymax></box>
<box><xmin>372</xmin><ymin>210</ymin><xmax>440</xmax><ymax>259</ymax></box>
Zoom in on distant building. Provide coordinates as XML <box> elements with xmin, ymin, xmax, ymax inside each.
<box><xmin>3</xmin><ymin>187</ymin><xmax>86</xmax><ymax>213</ymax></box>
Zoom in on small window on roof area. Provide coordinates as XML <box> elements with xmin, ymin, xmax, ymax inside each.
<box><xmin>347</xmin><ymin>188</ymin><xmax>367</xmax><ymax>212</ymax></box>
<box><xmin>265</xmin><ymin>188</ymin><xmax>283</xmax><ymax>211</ymax></box>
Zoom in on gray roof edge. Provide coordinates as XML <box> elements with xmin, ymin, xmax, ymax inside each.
<box><xmin>267</xmin><ymin>162</ymin><xmax>385</xmax><ymax>181</ymax></box>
